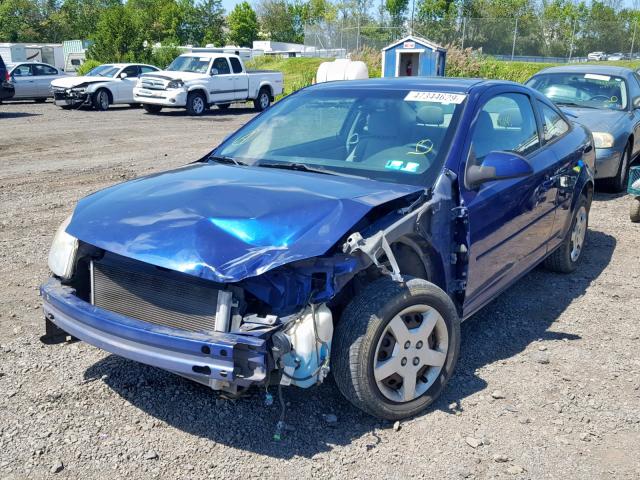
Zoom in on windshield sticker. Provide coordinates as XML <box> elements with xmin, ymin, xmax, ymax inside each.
<box><xmin>405</xmin><ymin>91</ymin><xmax>467</xmax><ymax>104</ymax></box>
<box><xmin>584</xmin><ymin>73</ymin><xmax>611</xmax><ymax>82</ymax></box>
<box><xmin>384</xmin><ymin>160</ymin><xmax>421</xmax><ymax>173</ymax></box>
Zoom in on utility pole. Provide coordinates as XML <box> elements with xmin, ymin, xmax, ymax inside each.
<box><xmin>461</xmin><ymin>17</ymin><xmax>467</xmax><ymax>50</ymax></box>
<box><xmin>410</xmin><ymin>0</ymin><xmax>416</xmax><ymax>35</ymax></box>
<box><xmin>511</xmin><ymin>17</ymin><xmax>518</xmax><ymax>61</ymax></box>
<box><xmin>568</xmin><ymin>19</ymin><xmax>576</xmax><ymax>62</ymax></box>
<box><xmin>630</xmin><ymin>22</ymin><xmax>637</xmax><ymax>58</ymax></box>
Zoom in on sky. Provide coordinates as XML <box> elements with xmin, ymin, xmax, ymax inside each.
<box><xmin>221</xmin><ymin>0</ymin><xmax>248</xmax><ymax>14</ymax></box>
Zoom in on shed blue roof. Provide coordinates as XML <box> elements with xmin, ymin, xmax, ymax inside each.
<box><xmin>382</xmin><ymin>35</ymin><xmax>447</xmax><ymax>52</ymax></box>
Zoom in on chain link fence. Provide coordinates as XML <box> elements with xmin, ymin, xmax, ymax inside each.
<box><xmin>304</xmin><ymin>18</ymin><xmax>640</xmax><ymax>62</ymax></box>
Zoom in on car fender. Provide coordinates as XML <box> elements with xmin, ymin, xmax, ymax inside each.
<box><xmin>257</xmin><ymin>81</ymin><xmax>273</xmax><ymax>98</ymax></box>
<box><xmin>85</xmin><ymin>81</ymin><xmax>112</xmax><ymax>96</ymax></box>
<box><xmin>186</xmin><ymin>84</ymin><xmax>209</xmax><ymax>102</ymax></box>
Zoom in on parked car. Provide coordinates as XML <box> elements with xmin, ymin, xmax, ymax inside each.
<box><xmin>0</xmin><ymin>54</ymin><xmax>15</xmax><ymax>102</ymax></box>
<box><xmin>132</xmin><ymin>52</ymin><xmax>283</xmax><ymax>116</ymax></box>
<box><xmin>6</xmin><ymin>62</ymin><xmax>66</xmax><ymax>102</ymax></box>
<box><xmin>607</xmin><ymin>52</ymin><xmax>628</xmax><ymax>61</ymax></box>
<box><xmin>629</xmin><ymin>166</ymin><xmax>640</xmax><ymax>222</ymax></box>
<box><xmin>41</xmin><ymin>78</ymin><xmax>595</xmax><ymax>420</ymax></box>
<box><xmin>527</xmin><ymin>65</ymin><xmax>640</xmax><ymax>191</ymax></box>
<box><xmin>51</xmin><ymin>63</ymin><xmax>160</xmax><ymax>111</ymax></box>
<box><xmin>587</xmin><ymin>51</ymin><xmax>607</xmax><ymax>61</ymax></box>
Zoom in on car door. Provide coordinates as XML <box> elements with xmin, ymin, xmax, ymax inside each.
<box><xmin>115</xmin><ymin>65</ymin><xmax>140</xmax><ymax>103</ymax></box>
<box><xmin>32</xmin><ymin>64</ymin><xmax>59</xmax><ymax>97</ymax></box>
<box><xmin>229</xmin><ymin>57</ymin><xmax>248</xmax><ymax>100</ymax></box>
<box><xmin>629</xmin><ymin>73</ymin><xmax>640</xmax><ymax>157</ymax></box>
<box><xmin>460</xmin><ymin>89</ymin><xmax>559</xmax><ymax>316</ymax></box>
<box><xmin>535</xmin><ymin>99</ymin><xmax>579</xmax><ymax>246</ymax></box>
<box><xmin>209</xmin><ymin>57</ymin><xmax>235</xmax><ymax>103</ymax></box>
<box><xmin>11</xmin><ymin>64</ymin><xmax>36</xmax><ymax>98</ymax></box>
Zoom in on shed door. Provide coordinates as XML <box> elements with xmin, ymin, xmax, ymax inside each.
<box><xmin>419</xmin><ymin>50</ymin><xmax>437</xmax><ymax>76</ymax></box>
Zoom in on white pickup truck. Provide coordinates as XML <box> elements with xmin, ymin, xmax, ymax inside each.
<box><xmin>133</xmin><ymin>52</ymin><xmax>283</xmax><ymax>116</ymax></box>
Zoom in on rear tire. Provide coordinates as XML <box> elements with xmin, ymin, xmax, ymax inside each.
<box><xmin>602</xmin><ymin>143</ymin><xmax>630</xmax><ymax>192</ymax></box>
<box><xmin>332</xmin><ymin>277</ymin><xmax>460</xmax><ymax>420</ymax></box>
<box><xmin>544</xmin><ymin>195</ymin><xmax>590</xmax><ymax>273</ymax></box>
<box><xmin>186</xmin><ymin>92</ymin><xmax>207</xmax><ymax>116</ymax></box>
<box><xmin>92</xmin><ymin>89</ymin><xmax>110</xmax><ymax>111</ymax></box>
<box><xmin>253</xmin><ymin>88</ymin><xmax>271</xmax><ymax>112</ymax></box>
<box><xmin>143</xmin><ymin>104</ymin><xmax>162</xmax><ymax>114</ymax></box>
<box><xmin>630</xmin><ymin>197</ymin><xmax>640</xmax><ymax>223</ymax></box>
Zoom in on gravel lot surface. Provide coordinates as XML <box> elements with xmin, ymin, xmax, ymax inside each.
<box><xmin>1</xmin><ymin>101</ymin><xmax>639</xmax><ymax>479</ymax></box>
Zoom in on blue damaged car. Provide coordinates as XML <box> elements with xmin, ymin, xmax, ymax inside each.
<box><xmin>41</xmin><ymin>78</ymin><xmax>595</xmax><ymax>420</ymax></box>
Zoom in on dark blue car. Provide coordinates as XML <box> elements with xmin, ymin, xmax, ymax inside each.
<box><xmin>41</xmin><ymin>78</ymin><xmax>595</xmax><ymax>420</ymax></box>
<box><xmin>527</xmin><ymin>65</ymin><xmax>640</xmax><ymax>191</ymax></box>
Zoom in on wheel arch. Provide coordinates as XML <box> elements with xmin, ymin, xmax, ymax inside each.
<box><xmin>187</xmin><ymin>87</ymin><xmax>209</xmax><ymax>102</ymax></box>
<box><xmin>258</xmin><ymin>83</ymin><xmax>273</xmax><ymax>99</ymax></box>
<box><xmin>94</xmin><ymin>86</ymin><xmax>113</xmax><ymax>104</ymax></box>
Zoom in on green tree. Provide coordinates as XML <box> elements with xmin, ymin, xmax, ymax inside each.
<box><xmin>227</xmin><ymin>1</ymin><xmax>259</xmax><ymax>47</ymax></box>
<box><xmin>386</xmin><ymin>0</ymin><xmax>409</xmax><ymax>28</ymax></box>
<box><xmin>0</xmin><ymin>0</ymin><xmax>43</xmax><ymax>42</ymax></box>
<box><xmin>88</xmin><ymin>4</ymin><xmax>145</xmax><ymax>62</ymax></box>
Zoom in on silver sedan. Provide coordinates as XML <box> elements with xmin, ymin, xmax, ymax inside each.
<box><xmin>7</xmin><ymin>62</ymin><xmax>67</xmax><ymax>102</ymax></box>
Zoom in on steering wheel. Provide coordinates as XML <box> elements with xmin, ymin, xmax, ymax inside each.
<box><xmin>346</xmin><ymin>133</ymin><xmax>359</xmax><ymax>158</ymax></box>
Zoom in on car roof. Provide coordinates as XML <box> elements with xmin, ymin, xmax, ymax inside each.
<box><xmin>307</xmin><ymin>77</ymin><xmax>519</xmax><ymax>94</ymax></box>
<box><xmin>532</xmin><ymin>64</ymin><xmax>633</xmax><ymax>77</ymax></box>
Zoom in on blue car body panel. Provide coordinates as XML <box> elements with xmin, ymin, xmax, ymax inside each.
<box><xmin>66</xmin><ymin>162</ymin><xmax>422</xmax><ymax>283</ymax></box>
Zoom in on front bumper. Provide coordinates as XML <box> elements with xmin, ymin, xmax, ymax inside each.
<box><xmin>594</xmin><ymin>148</ymin><xmax>622</xmax><ymax>179</ymax></box>
<box><xmin>40</xmin><ymin>278</ymin><xmax>268</xmax><ymax>389</ymax></box>
<box><xmin>53</xmin><ymin>90</ymin><xmax>89</xmax><ymax>107</ymax></box>
<box><xmin>133</xmin><ymin>87</ymin><xmax>187</xmax><ymax>107</ymax></box>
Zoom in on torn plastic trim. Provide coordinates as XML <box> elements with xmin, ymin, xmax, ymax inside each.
<box><xmin>342</xmin><ymin>169</ymin><xmax>461</xmax><ymax>292</ymax></box>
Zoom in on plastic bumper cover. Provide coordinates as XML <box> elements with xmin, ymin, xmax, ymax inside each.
<box><xmin>40</xmin><ymin>278</ymin><xmax>268</xmax><ymax>388</ymax></box>
<box><xmin>133</xmin><ymin>87</ymin><xmax>187</xmax><ymax>107</ymax></box>
<box><xmin>594</xmin><ymin>148</ymin><xmax>622</xmax><ymax>179</ymax></box>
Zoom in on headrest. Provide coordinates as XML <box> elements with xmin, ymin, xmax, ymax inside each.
<box><xmin>417</xmin><ymin>106</ymin><xmax>444</xmax><ymax>125</ymax></box>
<box><xmin>475</xmin><ymin>111</ymin><xmax>494</xmax><ymax>133</ymax></box>
<box><xmin>497</xmin><ymin>108</ymin><xmax>523</xmax><ymax>128</ymax></box>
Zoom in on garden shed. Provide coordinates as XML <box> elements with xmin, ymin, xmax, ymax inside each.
<box><xmin>381</xmin><ymin>35</ymin><xmax>447</xmax><ymax>78</ymax></box>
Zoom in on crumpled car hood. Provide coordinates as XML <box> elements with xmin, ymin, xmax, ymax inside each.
<box><xmin>51</xmin><ymin>76</ymin><xmax>111</xmax><ymax>89</ymax></box>
<box><xmin>561</xmin><ymin>107</ymin><xmax>626</xmax><ymax>134</ymax></box>
<box><xmin>67</xmin><ymin>163</ymin><xmax>422</xmax><ymax>283</ymax></box>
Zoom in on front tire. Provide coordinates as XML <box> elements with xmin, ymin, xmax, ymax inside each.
<box><xmin>92</xmin><ymin>89</ymin><xmax>110</xmax><ymax>111</ymax></box>
<box><xmin>186</xmin><ymin>92</ymin><xmax>207</xmax><ymax>116</ymax></box>
<box><xmin>603</xmin><ymin>144</ymin><xmax>630</xmax><ymax>192</ymax></box>
<box><xmin>544</xmin><ymin>195</ymin><xmax>590</xmax><ymax>273</ymax></box>
<box><xmin>332</xmin><ymin>277</ymin><xmax>460</xmax><ymax>420</ymax></box>
<box><xmin>253</xmin><ymin>88</ymin><xmax>271</xmax><ymax>112</ymax></box>
<box><xmin>630</xmin><ymin>197</ymin><xmax>640</xmax><ymax>222</ymax></box>
<box><xmin>143</xmin><ymin>104</ymin><xmax>162</xmax><ymax>114</ymax></box>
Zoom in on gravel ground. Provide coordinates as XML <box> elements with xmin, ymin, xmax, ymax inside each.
<box><xmin>1</xmin><ymin>101</ymin><xmax>639</xmax><ymax>479</ymax></box>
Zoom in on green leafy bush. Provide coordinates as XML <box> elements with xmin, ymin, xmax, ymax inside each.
<box><xmin>76</xmin><ymin>59</ymin><xmax>102</xmax><ymax>76</ymax></box>
<box><xmin>149</xmin><ymin>46</ymin><xmax>183</xmax><ymax>69</ymax></box>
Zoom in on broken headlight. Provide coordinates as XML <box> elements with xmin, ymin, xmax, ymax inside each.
<box><xmin>48</xmin><ymin>214</ymin><xmax>79</xmax><ymax>280</ymax></box>
<box><xmin>167</xmin><ymin>80</ymin><xmax>184</xmax><ymax>89</ymax></box>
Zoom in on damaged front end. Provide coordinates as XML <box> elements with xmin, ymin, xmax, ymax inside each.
<box><xmin>52</xmin><ymin>84</ymin><xmax>92</xmax><ymax>107</ymax></box>
<box><xmin>41</xmin><ymin>164</ymin><xmax>463</xmax><ymax>397</ymax></box>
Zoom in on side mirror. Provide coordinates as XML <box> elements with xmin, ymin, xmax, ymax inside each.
<box><xmin>120</xmin><ymin>72</ymin><xmax>128</xmax><ymax>79</ymax></box>
<box><xmin>210</xmin><ymin>68</ymin><xmax>219</xmax><ymax>76</ymax></box>
<box><xmin>633</xmin><ymin>96</ymin><xmax>640</xmax><ymax>109</ymax></box>
<box><xmin>467</xmin><ymin>151</ymin><xmax>533</xmax><ymax>188</ymax></box>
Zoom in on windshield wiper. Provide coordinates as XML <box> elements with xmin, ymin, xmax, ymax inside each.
<box><xmin>555</xmin><ymin>101</ymin><xmax>596</xmax><ymax>109</ymax></box>
<box><xmin>208</xmin><ymin>155</ymin><xmax>248</xmax><ymax>166</ymax></box>
<box><xmin>257</xmin><ymin>161</ymin><xmax>366</xmax><ymax>179</ymax></box>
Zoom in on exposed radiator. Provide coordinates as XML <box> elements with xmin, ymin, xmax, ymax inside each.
<box><xmin>91</xmin><ymin>256</ymin><xmax>220</xmax><ymax>334</ymax></box>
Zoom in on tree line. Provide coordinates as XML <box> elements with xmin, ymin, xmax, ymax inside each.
<box><xmin>0</xmin><ymin>0</ymin><xmax>639</xmax><ymax>61</ymax></box>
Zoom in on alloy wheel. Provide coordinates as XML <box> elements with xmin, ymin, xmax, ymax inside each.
<box><xmin>570</xmin><ymin>205</ymin><xmax>587</xmax><ymax>262</ymax></box>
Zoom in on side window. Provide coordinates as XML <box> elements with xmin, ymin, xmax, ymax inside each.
<box><xmin>212</xmin><ymin>58</ymin><xmax>231</xmax><ymax>75</ymax></box>
<box><xmin>229</xmin><ymin>57</ymin><xmax>243</xmax><ymax>74</ymax></box>
<box><xmin>13</xmin><ymin>64</ymin><xmax>33</xmax><ymax>76</ymax></box>
<box><xmin>121</xmin><ymin>65</ymin><xmax>140</xmax><ymax>78</ymax></box>
<box><xmin>469</xmin><ymin>92</ymin><xmax>540</xmax><ymax>164</ymax></box>
<box><xmin>538</xmin><ymin>101</ymin><xmax>570</xmax><ymax>142</ymax></box>
<box><xmin>140</xmin><ymin>66</ymin><xmax>156</xmax><ymax>74</ymax></box>
<box><xmin>34</xmin><ymin>64</ymin><xmax>58</xmax><ymax>75</ymax></box>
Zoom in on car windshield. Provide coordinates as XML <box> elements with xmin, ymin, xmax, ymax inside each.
<box><xmin>86</xmin><ymin>65</ymin><xmax>119</xmax><ymax>77</ymax></box>
<box><xmin>215</xmin><ymin>87</ymin><xmax>466</xmax><ymax>187</ymax></box>
<box><xmin>167</xmin><ymin>56</ymin><xmax>211</xmax><ymax>73</ymax></box>
<box><xmin>527</xmin><ymin>72</ymin><xmax>628</xmax><ymax>110</ymax></box>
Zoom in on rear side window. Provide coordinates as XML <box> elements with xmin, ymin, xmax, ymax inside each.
<box><xmin>140</xmin><ymin>66</ymin><xmax>156</xmax><ymax>74</ymax></box>
<box><xmin>538</xmin><ymin>101</ymin><xmax>570</xmax><ymax>142</ymax></box>
<box><xmin>470</xmin><ymin>92</ymin><xmax>540</xmax><ymax>163</ymax></box>
<box><xmin>34</xmin><ymin>64</ymin><xmax>58</xmax><ymax>75</ymax></box>
<box><xmin>12</xmin><ymin>64</ymin><xmax>33</xmax><ymax>76</ymax></box>
<box><xmin>212</xmin><ymin>58</ymin><xmax>231</xmax><ymax>75</ymax></box>
<box><xmin>230</xmin><ymin>57</ymin><xmax>243</xmax><ymax>74</ymax></box>
<box><xmin>121</xmin><ymin>65</ymin><xmax>140</xmax><ymax>78</ymax></box>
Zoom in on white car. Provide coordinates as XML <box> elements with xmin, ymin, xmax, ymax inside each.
<box><xmin>133</xmin><ymin>53</ymin><xmax>284</xmax><ymax>116</ymax></box>
<box><xmin>587</xmin><ymin>51</ymin><xmax>607</xmax><ymax>61</ymax></box>
<box><xmin>51</xmin><ymin>63</ymin><xmax>160</xmax><ymax>110</ymax></box>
